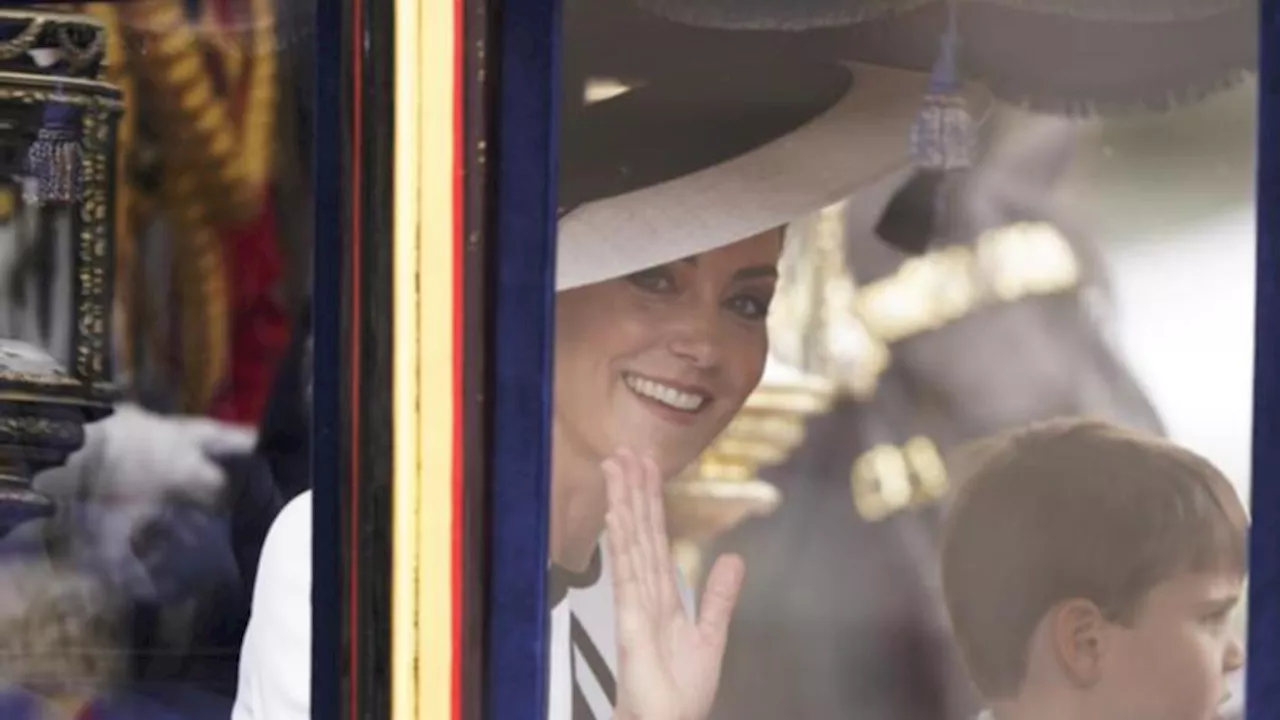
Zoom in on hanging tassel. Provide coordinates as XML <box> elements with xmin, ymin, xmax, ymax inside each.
<box><xmin>875</xmin><ymin>1</ymin><xmax>973</xmax><ymax>255</ymax></box>
<box><xmin>24</xmin><ymin>104</ymin><xmax>81</xmax><ymax>204</ymax></box>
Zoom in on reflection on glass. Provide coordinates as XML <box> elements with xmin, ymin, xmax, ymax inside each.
<box><xmin>554</xmin><ymin>2</ymin><xmax>1256</xmax><ymax>720</ymax></box>
<box><xmin>0</xmin><ymin>2</ymin><xmax>313</xmax><ymax>717</ymax></box>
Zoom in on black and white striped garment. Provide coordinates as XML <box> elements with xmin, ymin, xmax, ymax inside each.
<box><xmin>547</xmin><ymin>538</ymin><xmax>695</xmax><ymax>720</ymax></box>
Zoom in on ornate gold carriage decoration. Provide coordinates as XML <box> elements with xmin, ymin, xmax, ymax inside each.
<box><xmin>0</xmin><ymin>8</ymin><xmax>122</xmax><ymax>530</ymax></box>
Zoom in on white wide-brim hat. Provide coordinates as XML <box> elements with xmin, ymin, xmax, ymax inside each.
<box><xmin>554</xmin><ymin>61</ymin><xmax>991</xmax><ymax>292</ymax></box>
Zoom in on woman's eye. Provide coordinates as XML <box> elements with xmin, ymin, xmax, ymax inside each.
<box><xmin>626</xmin><ymin>269</ymin><xmax>676</xmax><ymax>294</ymax></box>
<box><xmin>1201</xmin><ymin>609</ymin><xmax>1231</xmax><ymax>629</ymax></box>
<box><xmin>726</xmin><ymin>293</ymin><xmax>770</xmax><ymax>320</ymax></box>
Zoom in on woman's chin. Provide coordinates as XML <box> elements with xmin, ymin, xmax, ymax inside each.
<box><xmin>607</xmin><ymin>420</ymin><xmax>713</xmax><ymax>471</ymax></box>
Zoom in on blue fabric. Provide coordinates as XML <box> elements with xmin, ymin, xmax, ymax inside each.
<box><xmin>0</xmin><ymin>684</ymin><xmax>232</xmax><ymax>720</ymax></box>
<box><xmin>1249</xmin><ymin>4</ymin><xmax>1280</xmax><ymax>718</ymax></box>
<box><xmin>57</xmin><ymin>502</ymin><xmax>240</xmax><ymax>607</ymax></box>
<box><xmin>309</xmin><ymin>0</ymin><xmax>344</xmax><ymax>717</ymax></box>
<box><xmin>117</xmin><ymin>453</ymin><xmax>282</xmax><ymax>697</ymax></box>
<box><xmin>131</xmin><ymin>453</ymin><xmax>284</xmax><ymax>697</ymax></box>
<box><xmin>488</xmin><ymin>0</ymin><xmax>561</xmax><ymax>718</ymax></box>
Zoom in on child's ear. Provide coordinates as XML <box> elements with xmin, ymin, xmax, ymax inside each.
<box><xmin>1051</xmin><ymin>599</ymin><xmax>1107</xmax><ymax>688</ymax></box>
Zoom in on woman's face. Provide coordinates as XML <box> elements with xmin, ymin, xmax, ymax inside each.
<box><xmin>554</xmin><ymin>230</ymin><xmax>783</xmax><ymax>479</ymax></box>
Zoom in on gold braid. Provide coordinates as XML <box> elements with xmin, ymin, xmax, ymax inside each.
<box><xmin>72</xmin><ymin>1</ymin><xmax>228</xmax><ymax>413</ymax></box>
<box><xmin>114</xmin><ymin>0</ymin><xmax>276</xmax><ymax>226</ymax></box>
<box><xmin>90</xmin><ymin>0</ymin><xmax>276</xmax><ymax>412</ymax></box>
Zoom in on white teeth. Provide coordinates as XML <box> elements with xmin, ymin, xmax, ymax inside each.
<box><xmin>624</xmin><ymin>374</ymin><xmax>707</xmax><ymax>412</ymax></box>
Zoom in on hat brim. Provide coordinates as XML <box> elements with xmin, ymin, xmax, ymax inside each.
<box><xmin>555</xmin><ymin>63</ymin><xmax>991</xmax><ymax>291</ymax></box>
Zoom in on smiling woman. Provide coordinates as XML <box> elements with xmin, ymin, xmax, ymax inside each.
<box><xmin>552</xmin><ymin>229</ymin><xmax>782</xmax><ymax>493</ymax></box>
<box><xmin>535</xmin><ymin>55</ymin><xmax>991</xmax><ymax>719</ymax></box>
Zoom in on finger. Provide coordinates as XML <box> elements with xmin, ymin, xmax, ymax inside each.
<box><xmin>607</xmin><ymin>512</ymin><xmax>651</xmax><ymax>647</ymax></box>
<box><xmin>618</xmin><ymin>448</ymin><xmax>646</xmax><ymax>529</ymax></box>
<box><xmin>603</xmin><ymin>458</ymin><xmax>637</xmax><ymax>583</ymax></box>
<box><xmin>622</xmin><ymin>449</ymin><xmax>658</xmax><ymax>604</ymax></box>
<box><xmin>697</xmin><ymin>553</ymin><xmax>746</xmax><ymax>651</ymax></box>
<box><xmin>605</xmin><ymin>455</ymin><xmax>650</xmax><ymax>610</ymax></box>
<box><xmin>606</xmin><ymin>510</ymin><xmax>644</xmax><ymax>620</ymax></box>
<box><xmin>183</xmin><ymin>419</ymin><xmax>260</xmax><ymax>457</ymax></box>
<box><xmin>641</xmin><ymin>454</ymin><xmax>678</xmax><ymax>609</ymax></box>
<box><xmin>640</xmin><ymin>455</ymin><xmax>670</xmax><ymax>562</ymax></box>
<box><xmin>603</xmin><ymin>457</ymin><xmax>625</xmax><ymax>512</ymax></box>
<box><xmin>160</xmin><ymin>455</ymin><xmax>226</xmax><ymax>506</ymax></box>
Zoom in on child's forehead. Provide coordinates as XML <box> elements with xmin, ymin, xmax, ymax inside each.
<box><xmin>1146</xmin><ymin>571</ymin><xmax>1244</xmax><ymax>606</ymax></box>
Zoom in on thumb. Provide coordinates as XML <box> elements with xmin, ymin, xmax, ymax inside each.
<box><xmin>696</xmin><ymin>553</ymin><xmax>745</xmax><ymax>650</ymax></box>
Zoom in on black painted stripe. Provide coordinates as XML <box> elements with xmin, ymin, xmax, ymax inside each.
<box><xmin>570</xmin><ymin>613</ymin><xmax>618</xmax><ymax>707</ymax></box>
<box><xmin>570</xmin><ymin>642</ymin><xmax>598</xmax><ymax>720</ymax></box>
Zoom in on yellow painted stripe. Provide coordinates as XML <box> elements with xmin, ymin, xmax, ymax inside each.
<box><xmin>390</xmin><ymin>0</ymin><xmax>421</xmax><ymax>711</ymax></box>
<box><xmin>393</xmin><ymin>0</ymin><xmax>459</xmax><ymax>716</ymax></box>
<box><xmin>419</xmin><ymin>0</ymin><xmax>460</xmax><ymax>700</ymax></box>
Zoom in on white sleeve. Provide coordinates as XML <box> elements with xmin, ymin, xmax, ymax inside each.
<box><xmin>232</xmin><ymin>491</ymin><xmax>314</xmax><ymax>720</ymax></box>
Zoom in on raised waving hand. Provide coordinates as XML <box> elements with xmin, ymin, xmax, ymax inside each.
<box><xmin>603</xmin><ymin>448</ymin><xmax>745</xmax><ymax>720</ymax></box>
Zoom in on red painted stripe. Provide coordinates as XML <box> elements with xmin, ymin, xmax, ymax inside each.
<box><xmin>348</xmin><ymin>0</ymin><xmax>364</xmax><ymax>716</ymax></box>
<box><xmin>451</xmin><ymin>0</ymin><xmax>465</xmax><ymax>715</ymax></box>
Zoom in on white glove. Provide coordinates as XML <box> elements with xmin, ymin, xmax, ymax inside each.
<box><xmin>34</xmin><ymin>402</ymin><xmax>258</xmax><ymax>506</ymax></box>
<box><xmin>23</xmin><ymin>403</ymin><xmax>258</xmax><ymax>601</ymax></box>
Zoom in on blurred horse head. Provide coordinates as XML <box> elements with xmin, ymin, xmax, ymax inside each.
<box><xmin>846</xmin><ymin>113</ymin><xmax>1164</xmax><ymax>443</ymax></box>
<box><xmin>709</xmin><ymin>114</ymin><xmax>1166</xmax><ymax>720</ymax></box>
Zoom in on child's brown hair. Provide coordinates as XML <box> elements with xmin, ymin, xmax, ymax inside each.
<box><xmin>940</xmin><ymin>418</ymin><xmax>1247</xmax><ymax>700</ymax></box>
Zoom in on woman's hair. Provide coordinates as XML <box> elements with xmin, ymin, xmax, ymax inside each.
<box><xmin>940</xmin><ymin>418</ymin><xmax>1247</xmax><ymax>699</ymax></box>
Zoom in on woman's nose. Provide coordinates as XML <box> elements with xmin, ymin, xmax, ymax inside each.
<box><xmin>1224</xmin><ymin>636</ymin><xmax>1245</xmax><ymax>673</ymax></box>
<box><xmin>667</xmin><ymin>313</ymin><xmax>721</xmax><ymax>368</ymax></box>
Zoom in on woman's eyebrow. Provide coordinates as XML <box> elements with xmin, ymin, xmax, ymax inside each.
<box><xmin>733</xmin><ymin>265</ymin><xmax>779</xmax><ymax>282</ymax></box>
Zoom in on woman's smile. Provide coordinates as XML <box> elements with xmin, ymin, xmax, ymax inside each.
<box><xmin>553</xmin><ymin>230</ymin><xmax>781</xmax><ymax>479</ymax></box>
<box><xmin>622</xmin><ymin>371</ymin><xmax>713</xmax><ymax>420</ymax></box>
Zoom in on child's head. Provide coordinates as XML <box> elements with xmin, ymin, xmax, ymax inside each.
<box><xmin>941</xmin><ymin>418</ymin><xmax>1247</xmax><ymax>720</ymax></box>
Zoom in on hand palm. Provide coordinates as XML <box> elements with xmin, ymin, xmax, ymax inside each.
<box><xmin>616</xmin><ymin>588</ymin><xmax>727</xmax><ymax>720</ymax></box>
<box><xmin>604</xmin><ymin>449</ymin><xmax>744</xmax><ymax>720</ymax></box>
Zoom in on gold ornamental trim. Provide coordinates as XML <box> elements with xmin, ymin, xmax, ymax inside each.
<box><xmin>770</xmin><ymin>200</ymin><xmax>892</xmax><ymax>399</ymax></box>
<box><xmin>851</xmin><ymin>436</ymin><xmax>949</xmax><ymax>522</ymax></box>
<box><xmin>664</xmin><ymin>478</ymin><xmax>782</xmax><ymax>547</ymax></box>
<box><xmin>0</xmin><ymin>76</ymin><xmax>122</xmax><ymax>106</ymax></box>
<box><xmin>855</xmin><ymin>221</ymin><xmax>1082</xmax><ymax>345</ymax></box>
<box><xmin>0</xmin><ymin>10</ymin><xmax>108</xmax><ymax>78</ymax></box>
<box><xmin>83</xmin><ymin>3</ymin><xmax>136</xmax><ymax>381</ymax></box>
<box><xmin>0</xmin><ymin>80</ymin><xmax>120</xmax><ymax>400</ymax></box>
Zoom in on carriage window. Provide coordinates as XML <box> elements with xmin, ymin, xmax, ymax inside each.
<box><xmin>548</xmin><ymin>2</ymin><xmax>1255</xmax><ymax>719</ymax></box>
<box><xmin>0</xmin><ymin>2</ymin><xmax>314</xmax><ymax>715</ymax></box>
